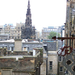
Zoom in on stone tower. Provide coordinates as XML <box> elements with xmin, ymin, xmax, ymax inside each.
<box><xmin>21</xmin><ymin>0</ymin><xmax>35</xmax><ymax>39</ymax></box>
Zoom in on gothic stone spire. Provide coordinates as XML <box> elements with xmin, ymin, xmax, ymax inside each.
<box><xmin>21</xmin><ymin>0</ymin><xmax>35</xmax><ymax>39</ymax></box>
<box><xmin>26</xmin><ymin>0</ymin><xmax>31</xmax><ymax>15</ymax></box>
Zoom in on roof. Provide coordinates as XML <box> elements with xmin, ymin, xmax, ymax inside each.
<box><xmin>0</xmin><ymin>39</ymin><xmax>14</xmax><ymax>42</ymax></box>
<box><xmin>0</xmin><ymin>39</ymin><xmax>42</xmax><ymax>43</ymax></box>
<box><xmin>48</xmin><ymin>26</ymin><xmax>56</xmax><ymax>29</ymax></box>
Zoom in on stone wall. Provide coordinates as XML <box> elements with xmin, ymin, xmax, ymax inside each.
<box><xmin>0</xmin><ymin>57</ymin><xmax>35</xmax><ymax>75</ymax></box>
<box><xmin>8</xmin><ymin>51</ymin><xmax>28</xmax><ymax>55</ymax></box>
<box><xmin>0</xmin><ymin>49</ymin><xmax>32</xmax><ymax>56</ymax></box>
<box><xmin>40</xmin><ymin>57</ymin><xmax>46</xmax><ymax>75</ymax></box>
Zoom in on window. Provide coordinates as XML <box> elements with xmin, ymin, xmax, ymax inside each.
<box><xmin>18</xmin><ymin>36</ymin><xmax>19</xmax><ymax>39</ymax></box>
<box><xmin>49</xmin><ymin>61</ymin><xmax>53</xmax><ymax>70</ymax></box>
<box><xmin>59</xmin><ymin>56</ymin><xmax>61</xmax><ymax>61</ymax></box>
<box><xmin>60</xmin><ymin>67</ymin><xmax>63</xmax><ymax>71</ymax></box>
<box><xmin>28</xmin><ymin>47</ymin><xmax>29</xmax><ymax>50</ymax></box>
<box><xmin>27</xmin><ymin>47</ymin><xmax>29</xmax><ymax>53</ymax></box>
<box><xmin>11</xmin><ymin>47</ymin><xmax>14</xmax><ymax>51</ymax></box>
<box><xmin>9</xmin><ymin>36</ymin><xmax>10</xmax><ymax>38</ymax></box>
<box><xmin>18</xmin><ymin>27</ymin><xmax>20</xmax><ymax>29</ymax></box>
<box><xmin>23</xmin><ymin>47</ymin><xmax>27</xmax><ymax>51</ymax></box>
<box><xmin>12</xmin><ymin>36</ymin><xmax>13</xmax><ymax>39</ymax></box>
<box><xmin>15</xmin><ymin>37</ymin><xmax>16</xmax><ymax>39</ymax></box>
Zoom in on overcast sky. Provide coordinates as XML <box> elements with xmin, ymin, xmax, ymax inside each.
<box><xmin>0</xmin><ymin>0</ymin><xmax>66</xmax><ymax>31</ymax></box>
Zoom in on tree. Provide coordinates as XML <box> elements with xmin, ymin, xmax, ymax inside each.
<box><xmin>48</xmin><ymin>31</ymin><xmax>60</xmax><ymax>39</ymax></box>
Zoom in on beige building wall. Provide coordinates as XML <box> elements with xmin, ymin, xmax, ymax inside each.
<box><xmin>35</xmin><ymin>30</ymin><xmax>40</xmax><ymax>39</ymax></box>
<box><xmin>40</xmin><ymin>58</ymin><xmax>46</xmax><ymax>75</ymax></box>
<box><xmin>40</xmin><ymin>51</ymin><xmax>58</xmax><ymax>75</ymax></box>
<box><xmin>48</xmin><ymin>52</ymin><xmax>58</xmax><ymax>75</ymax></box>
<box><xmin>1</xmin><ymin>69</ymin><xmax>12</xmax><ymax>75</ymax></box>
<box><xmin>14</xmin><ymin>40</ymin><xmax>22</xmax><ymax>51</ymax></box>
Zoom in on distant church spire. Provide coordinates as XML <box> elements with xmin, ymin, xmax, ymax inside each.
<box><xmin>25</xmin><ymin>0</ymin><xmax>32</xmax><ymax>26</ymax></box>
<box><xmin>21</xmin><ymin>0</ymin><xmax>35</xmax><ymax>39</ymax></box>
<box><xmin>26</xmin><ymin>0</ymin><xmax>31</xmax><ymax>15</ymax></box>
<box><xmin>28</xmin><ymin>0</ymin><xmax>30</xmax><ymax>9</ymax></box>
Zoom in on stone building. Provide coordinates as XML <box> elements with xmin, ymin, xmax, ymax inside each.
<box><xmin>0</xmin><ymin>38</ymin><xmax>43</xmax><ymax>75</ymax></box>
<box><xmin>35</xmin><ymin>30</ymin><xmax>40</xmax><ymax>39</ymax></box>
<box><xmin>42</xmin><ymin>26</ymin><xmax>62</xmax><ymax>39</ymax></box>
<box><xmin>0</xmin><ymin>47</ymin><xmax>43</xmax><ymax>75</ymax></box>
<box><xmin>0</xmin><ymin>25</ymin><xmax>3</xmax><ymax>34</ymax></box>
<box><xmin>0</xmin><ymin>34</ymin><xmax>9</xmax><ymax>41</ymax></box>
<box><xmin>41</xmin><ymin>40</ymin><xmax>61</xmax><ymax>75</ymax></box>
<box><xmin>0</xmin><ymin>23</ymin><xmax>24</xmax><ymax>40</ymax></box>
<box><xmin>58</xmin><ymin>0</ymin><xmax>75</xmax><ymax>75</ymax></box>
<box><xmin>0</xmin><ymin>39</ymin><xmax>62</xmax><ymax>75</ymax></box>
<box><xmin>21</xmin><ymin>0</ymin><xmax>35</xmax><ymax>39</ymax></box>
<box><xmin>0</xmin><ymin>22</ymin><xmax>37</xmax><ymax>40</ymax></box>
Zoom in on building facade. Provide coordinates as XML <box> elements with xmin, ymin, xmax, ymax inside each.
<box><xmin>0</xmin><ymin>39</ymin><xmax>43</xmax><ymax>52</ymax></box>
<box><xmin>42</xmin><ymin>40</ymin><xmax>61</xmax><ymax>75</ymax></box>
<box><xmin>42</xmin><ymin>26</ymin><xmax>62</xmax><ymax>39</ymax></box>
<box><xmin>0</xmin><ymin>22</ymin><xmax>38</xmax><ymax>40</ymax></box>
<box><xmin>35</xmin><ymin>30</ymin><xmax>40</xmax><ymax>39</ymax></box>
<box><xmin>0</xmin><ymin>23</ymin><xmax>24</xmax><ymax>40</ymax></box>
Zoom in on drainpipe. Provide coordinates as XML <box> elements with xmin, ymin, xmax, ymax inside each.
<box><xmin>46</xmin><ymin>48</ymin><xmax>48</xmax><ymax>75</ymax></box>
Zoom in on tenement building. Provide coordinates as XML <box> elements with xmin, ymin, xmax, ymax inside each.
<box><xmin>41</xmin><ymin>40</ymin><xmax>61</xmax><ymax>75</ymax></box>
<box><xmin>21</xmin><ymin>0</ymin><xmax>35</xmax><ymax>39</ymax></box>
<box><xmin>42</xmin><ymin>26</ymin><xmax>62</xmax><ymax>39</ymax></box>
<box><xmin>0</xmin><ymin>23</ymin><xmax>24</xmax><ymax>40</ymax></box>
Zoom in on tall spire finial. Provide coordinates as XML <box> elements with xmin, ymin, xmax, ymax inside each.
<box><xmin>28</xmin><ymin>0</ymin><xmax>30</xmax><ymax>9</ymax></box>
<box><xmin>26</xmin><ymin>0</ymin><xmax>31</xmax><ymax>15</ymax></box>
